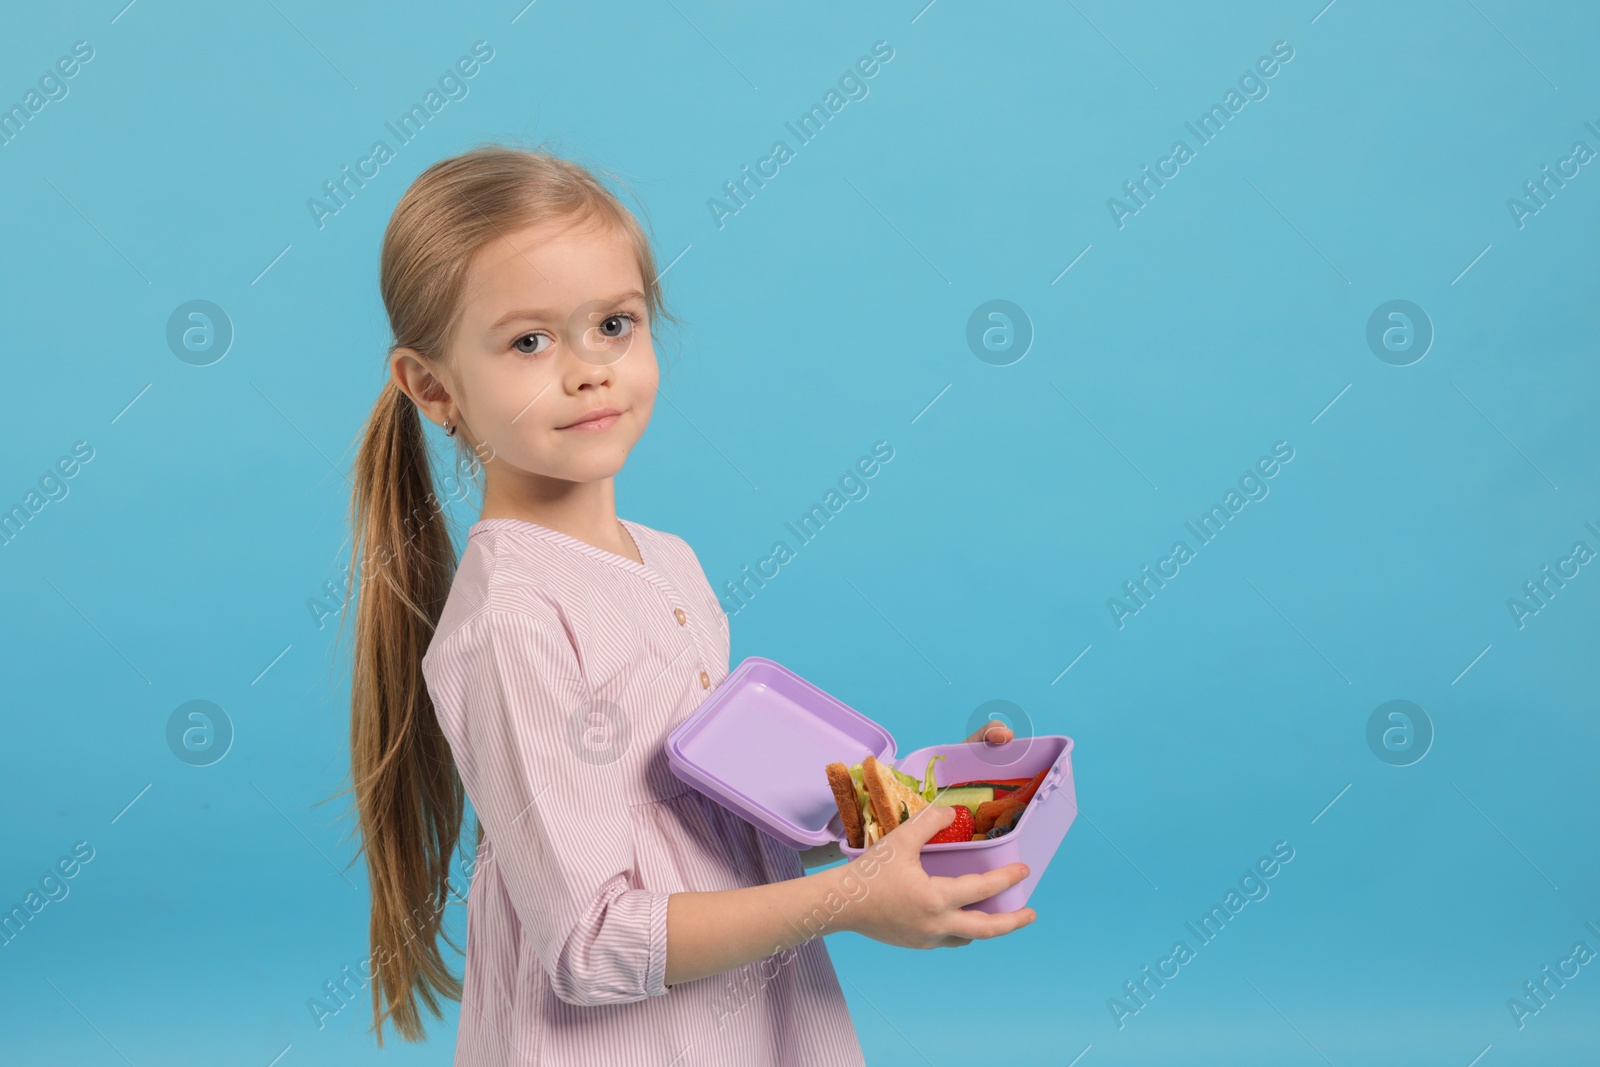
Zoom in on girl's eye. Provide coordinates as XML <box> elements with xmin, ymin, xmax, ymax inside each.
<box><xmin>511</xmin><ymin>312</ymin><xmax>638</xmax><ymax>357</ymax></box>
<box><xmin>593</xmin><ymin>313</ymin><xmax>636</xmax><ymax>342</ymax></box>
<box><xmin>512</xmin><ymin>332</ymin><xmax>551</xmax><ymax>356</ymax></box>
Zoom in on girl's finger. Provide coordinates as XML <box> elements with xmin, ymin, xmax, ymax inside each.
<box><xmin>938</xmin><ymin>861</ymin><xmax>1030</xmax><ymax>908</ymax></box>
<box><xmin>967</xmin><ymin>719</ymin><xmax>1012</xmax><ymax>744</ymax></box>
<box><xmin>895</xmin><ymin>802</ymin><xmax>958</xmax><ymax>848</ymax></box>
<box><xmin>947</xmin><ymin>906</ymin><xmax>1036</xmax><ymax>942</ymax></box>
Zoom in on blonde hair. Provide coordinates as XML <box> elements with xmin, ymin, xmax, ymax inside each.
<box><xmin>334</xmin><ymin>141</ymin><xmax>677</xmax><ymax>1044</ymax></box>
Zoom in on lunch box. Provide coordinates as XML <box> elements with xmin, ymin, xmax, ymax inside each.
<box><xmin>665</xmin><ymin>656</ymin><xmax>1077</xmax><ymax>914</ymax></box>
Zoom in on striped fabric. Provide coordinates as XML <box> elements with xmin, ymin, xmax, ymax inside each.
<box><xmin>421</xmin><ymin>516</ymin><xmax>866</xmax><ymax>1066</ymax></box>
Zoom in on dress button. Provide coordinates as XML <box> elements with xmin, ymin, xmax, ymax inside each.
<box><xmin>674</xmin><ymin>608</ymin><xmax>687</xmax><ymax>625</ymax></box>
<box><xmin>699</xmin><ymin>670</ymin><xmax>711</xmax><ymax>689</ymax></box>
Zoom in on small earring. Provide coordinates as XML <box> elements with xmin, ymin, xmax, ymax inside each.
<box><xmin>443</xmin><ymin>417</ymin><xmax>457</xmax><ymax>437</ymax></box>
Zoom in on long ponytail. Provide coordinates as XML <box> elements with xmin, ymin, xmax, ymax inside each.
<box><xmin>343</xmin><ymin>376</ymin><xmax>465</xmax><ymax>1044</ymax></box>
<box><xmin>334</xmin><ymin>140</ymin><xmax>678</xmax><ymax>1045</ymax></box>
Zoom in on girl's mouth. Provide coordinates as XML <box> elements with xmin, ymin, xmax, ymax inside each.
<box><xmin>559</xmin><ymin>411</ymin><xmax>621</xmax><ymax>432</ymax></box>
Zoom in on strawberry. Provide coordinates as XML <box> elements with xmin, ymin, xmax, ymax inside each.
<box><xmin>927</xmin><ymin>803</ymin><xmax>975</xmax><ymax>844</ymax></box>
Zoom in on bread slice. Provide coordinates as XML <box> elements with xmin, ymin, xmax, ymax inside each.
<box><xmin>824</xmin><ymin>761</ymin><xmax>865</xmax><ymax>848</ymax></box>
<box><xmin>861</xmin><ymin>754</ymin><xmax>927</xmax><ymax>838</ymax></box>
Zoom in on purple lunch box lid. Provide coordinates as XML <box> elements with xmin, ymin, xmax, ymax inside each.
<box><xmin>665</xmin><ymin>656</ymin><xmax>897</xmax><ymax>850</ymax></box>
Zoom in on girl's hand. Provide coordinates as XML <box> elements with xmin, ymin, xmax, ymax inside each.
<box><xmin>965</xmin><ymin>719</ymin><xmax>1015</xmax><ymax>744</ymax></box>
<box><xmin>832</xmin><ymin>804</ymin><xmax>1036</xmax><ymax>949</ymax></box>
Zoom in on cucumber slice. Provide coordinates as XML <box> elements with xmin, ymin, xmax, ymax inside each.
<box><xmin>931</xmin><ymin>786</ymin><xmax>995</xmax><ymax>815</ymax></box>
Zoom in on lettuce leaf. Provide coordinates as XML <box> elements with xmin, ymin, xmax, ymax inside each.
<box><xmin>850</xmin><ymin>755</ymin><xmax>948</xmax><ymax>813</ymax></box>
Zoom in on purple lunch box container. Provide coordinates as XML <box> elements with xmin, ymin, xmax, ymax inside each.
<box><xmin>665</xmin><ymin>656</ymin><xmax>1077</xmax><ymax>914</ymax></box>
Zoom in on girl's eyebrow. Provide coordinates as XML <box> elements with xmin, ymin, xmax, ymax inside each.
<box><xmin>487</xmin><ymin>289</ymin><xmax>647</xmax><ymax>332</ymax></box>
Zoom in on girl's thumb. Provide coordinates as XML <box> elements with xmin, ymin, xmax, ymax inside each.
<box><xmin>907</xmin><ymin>802</ymin><xmax>954</xmax><ymax>843</ymax></box>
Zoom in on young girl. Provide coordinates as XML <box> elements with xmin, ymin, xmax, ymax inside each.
<box><xmin>344</xmin><ymin>142</ymin><xmax>1037</xmax><ymax>1065</ymax></box>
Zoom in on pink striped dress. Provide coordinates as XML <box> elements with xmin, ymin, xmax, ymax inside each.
<box><xmin>420</xmin><ymin>516</ymin><xmax>867</xmax><ymax>1066</ymax></box>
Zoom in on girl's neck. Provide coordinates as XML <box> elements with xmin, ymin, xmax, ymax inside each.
<box><xmin>478</xmin><ymin>477</ymin><xmax>637</xmax><ymax>562</ymax></box>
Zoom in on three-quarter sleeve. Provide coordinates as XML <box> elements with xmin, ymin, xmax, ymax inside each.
<box><xmin>435</xmin><ymin>608</ymin><xmax>672</xmax><ymax>1006</ymax></box>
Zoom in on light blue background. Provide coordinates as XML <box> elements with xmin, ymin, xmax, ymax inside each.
<box><xmin>3</xmin><ymin>1</ymin><xmax>1597</xmax><ymax>1064</ymax></box>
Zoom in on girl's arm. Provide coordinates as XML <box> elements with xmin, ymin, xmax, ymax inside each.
<box><xmin>663</xmin><ymin>802</ymin><xmax>1035</xmax><ymax>987</ymax></box>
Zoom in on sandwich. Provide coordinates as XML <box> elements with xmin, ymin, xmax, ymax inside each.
<box><xmin>824</xmin><ymin>756</ymin><xmax>1053</xmax><ymax>847</ymax></box>
<box><xmin>824</xmin><ymin>754</ymin><xmax>939</xmax><ymax>847</ymax></box>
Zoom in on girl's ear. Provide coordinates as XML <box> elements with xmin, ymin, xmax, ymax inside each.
<box><xmin>390</xmin><ymin>346</ymin><xmax>454</xmax><ymax>425</ymax></box>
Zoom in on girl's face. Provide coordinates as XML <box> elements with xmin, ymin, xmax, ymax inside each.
<box><xmin>444</xmin><ymin>215</ymin><xmax>658</xmax><ymax>488</ymax></box>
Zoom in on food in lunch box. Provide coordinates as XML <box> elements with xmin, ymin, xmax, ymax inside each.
<box><xmin>825</xmin><ymin>754</ymin><xmax>940</xmax><ymax>847</ymax></box>
<box><xmin>825</xmin><ymin>755</ymin><xmax>1052</xmax><ymax>847</ymax></box>
<box><xmin>933</xmin><ymin>785</ymin><xmax>994</xmax><ymax>815</ymax></box>
<box><xmin>973</xmin><ymin>768</ymin><xmax>1049</xmax><ymax>834</ymax></box>
<box><xmin>926</xmin><ymin>801</ymin><xmax>975</xmax><ymax>844</ymax></box>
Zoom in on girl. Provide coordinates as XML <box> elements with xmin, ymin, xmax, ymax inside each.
<box><xmin>343</xmin><ymin>142</ymin><xmax>1037</xmax><ymax>1065</ymax></box>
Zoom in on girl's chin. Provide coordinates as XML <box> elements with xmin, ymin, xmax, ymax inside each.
<box><xmin>485</xmin><ymin>446</ymin><xmax>627</xmax><ymax>486</ymax></box>
<box><xmin>547</xmin><ymin>450</ymin><xmax>630</xmax><ymax>483</ymax></box>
